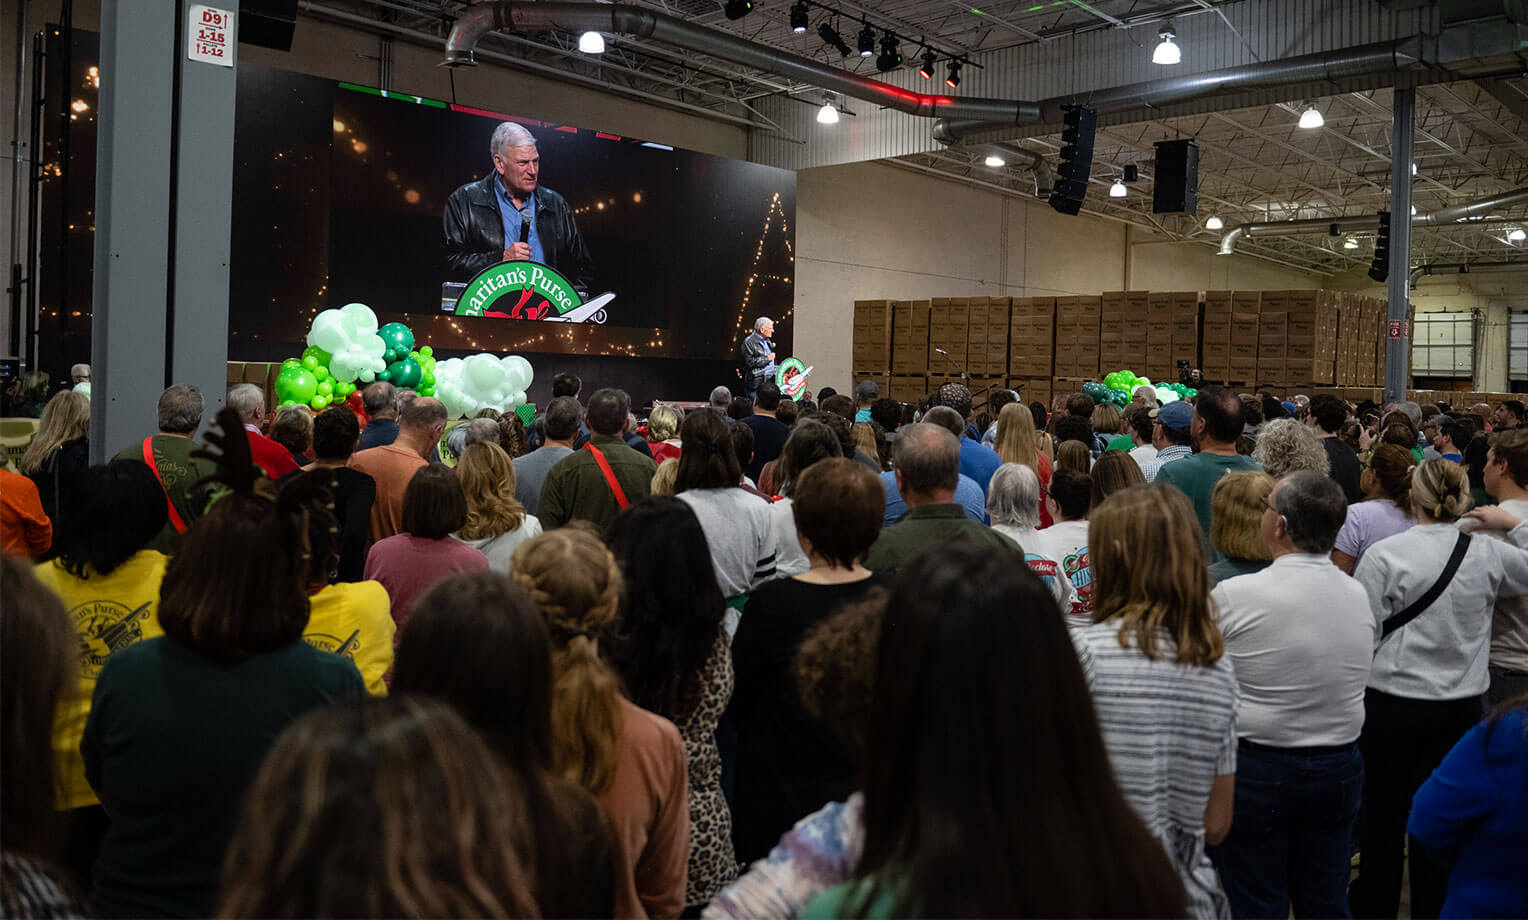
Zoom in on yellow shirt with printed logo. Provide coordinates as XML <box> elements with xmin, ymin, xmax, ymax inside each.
<box><xmin>35</xmin><ymin>550</ymin><xmax>168</xmax><ymax>810</ymax></box>
<box><xmin>304</xmin><ymin>581</ymin><xmax>394</xmax><ymax>696</ymax></box>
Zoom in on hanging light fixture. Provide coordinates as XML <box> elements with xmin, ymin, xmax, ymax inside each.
<box><xmin>985</xmin><ymin>154</ymin><xmax>1006</xmax><ymax>167</ymax></box>
<box><xmin>918</xmin><ymin>49</ymin><xmax>937</xmax><ymax>80</ymax></box>
<box><xmin>875</xmin><ymin>33</ymin><xmax>902</xmax><ymax>72</ymax></box>
<box><xmin>790</xmin><ymin>1</ymin><xmax>809</xmax><ymax>33</ymax></box>
<box><xmin>816</xmin><ymin>99</ymin><xmax>840</xmax><ymax>125</ymax></box>
<box><xmin>1205</xmin><ymin>215</ymin><xmax>1223</xmax><ymax>230</ymax></box>
<box><xmin>578</xmin><ymin>31</ymin><xmax>605</xmax><ymax>54</ymax></box>
<box><xmin>1110</xmin><ymin>178</ymin><xmax>1128</xmax><ymax>198</ymax></box>
<box><xmin>1509</xmin><ymin>227</ymin><xmax>1527</xmax><ymax>242</ymax></box>
<box><xmin>1298</xmin><ymin>102</ymin><xmax>1324</xmax><ymax>129</ymax></box>
<box><xmin>857</xmin><ymin>22</ymin><xmax>875</xmax><ymax>57</ymax></box>
<box><xmin>1344</xmin><ymin>237</ymin><xmax>1359</xmax><ymax>249</ymax></box>
<box><xmin>945</xmin><ymin>60</ymin><xmax>962</xmax><ymax>88</ymax></box>
<box><xmin>1152</xmin><ymin>25</ymin><xmax>1180</xmax><ymax>65</ymax></box>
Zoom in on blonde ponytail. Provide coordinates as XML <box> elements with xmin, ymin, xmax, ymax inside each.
<box><xmin>1411</xmin><ymin>459</ymin><xmax>1473</xmax><ymax>523</ymax></box>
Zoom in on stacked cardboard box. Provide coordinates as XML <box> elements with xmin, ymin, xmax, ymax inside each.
<box><xmin>1144</xmin><ymin>294</ymin><xmax>1174</xmax><ymax>381</ymax></box>
<box><xmin>1261</xmin><ymin>291</ymin><xmax>1338</xmax><ymax>385</ymax></box>
<box><xmin>1013</xmin><ymin>376</ymin><xmax>1051</xmax><ymax>408</ymax></box>
<box><xmin>886</xmin><ymin>375</ymin><xmax>928</xmax><ymax>403</ymax></box>
<box><xmin>1055</xmin><ymin>296</ymin><xmax>1102</xmax><ymax>378</ymax></box>
<box><xmin>1201</xmin><ymin>291</ymin><xmax>1233</xmax><ymax>382</ymax></box>
<box><xmin>1258</xmin><ymin>310</ymin><xmax>1287</xmax><ymax>384</ymax></box>
<box><xmin>929</xmin><ymin>298</ymin><xmax>969</xmax><ymax>377</ymax></box>
<box><xmin>966</xmin><ymin>297</ymin><xmax>1012</xmax><ymax>376</ymax></box>
<box><xmin>852</xmin><ymin>300</ymin><xmax>895</xmax><ymax>376</ymax></box>
<box><xmin>1229</xmin><ymin>292</ymin><xmax>1261</xmax><ymax>383</ymax></box>
<box><xmin>891</xmin><ymin>301</ymin><xmax>931</xmax><ymax>376</ymax></box>
<box><xmin>1358</xmin><ymin>298</ymin><xmax>1382</xmax><ymax>386</ymax></box>
<box><xmin>1008</xmin><ymin>297</ymin><xmax>1056</xmax><ymax>379</ymax></box>
<box><xmin>1167</xmin><ymin>293</ymin><xmax>1202</xmax><ymax>378</ymax></box>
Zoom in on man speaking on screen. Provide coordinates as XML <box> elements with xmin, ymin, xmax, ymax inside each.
<box><xmin>443</xmin><ymin>122</ymin><xmax>595</xmax><ymax>295</ymax></box>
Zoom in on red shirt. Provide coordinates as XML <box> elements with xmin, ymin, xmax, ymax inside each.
<box><xmin>0</xmin><ymin>468</ymin><xmax>52</xmax><ymax>559</ymax></box>
<box><xmin>243</xmin><ymin>425</ymin><xmax>299</xmax><ymax>479</ymax></box>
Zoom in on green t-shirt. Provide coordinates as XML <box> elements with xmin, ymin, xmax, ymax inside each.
<box><xmin>803</xmin><ymin>880</ymin><xmax>902</xmax><ymax>919</ymax></box>
<box><xmin>113</xmin><ymin>435</ymin><xmax>221</xmax><ymax>555</ymax></box>
<box><xmin>1105</xmin><ymin>434</ymin><xmax>1135</xmax><ymax>453</ymax></box>
<box><xmin>1155</xmin><ymin>451</ymin><xmax>1263</xmax><ymax>563</ymax></box>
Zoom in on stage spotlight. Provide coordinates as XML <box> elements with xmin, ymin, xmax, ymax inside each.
<box><xmin>857</xmin><ymin>22</ymin><xmax>875</xmax><ymax>56</ymax></box>
<box><xmin>1205</xmin><ymin>215</ymin><xmax>1223</xmax><ymax>230</ymax></box>
<box><xmin>1298</xmin><ymin>102</ymin><xmax>1324</xmax><ymax>129</ymax></box>
<box><xmin>818</xmin><ymin>21</ymin><xmax>851</xmax><ymax>56</ymax></box>
<box><xmin>1109</xmin><ymin>178</ymin><xmax>1127</xmax><ymax>198</ymax></box>
<box><xmin>876</xmin><ymin>33</ymin><xmax>901</xmax><ymax>72</ymax></box>
<box><xmin>984</xmin><ymin>154</ymin><xmax>1006</xmax><ymax>167</ymax></box>
<box><xmin>724</xmin><ymin>0</ymin><xmax>753</xmax><ymax>20</ymax></box>
<box><xmin>790</xmin><ymin>1</ymin><xmax>809</xmax><ymax>33</ymax></box>
<box><xmin>945</xmin><ymin>60</ymin><xmax>962</xmax><ymax>88</ymax></box>
<box><xmin>918</xmin><ymin>49</ymin><xmax>937</xmax><ymax>80</ymax></box>
<box><xmin>577</xmin><ymin>31</ymin><xmax>605</xmax><ymax>54</ymax></box>
<box><xmin>1153</xmin><ymin>26</ymin><xmax>1180</xmax><ymax>65</ymax></box>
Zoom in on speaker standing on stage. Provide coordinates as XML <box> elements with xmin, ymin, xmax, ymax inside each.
<box><xmin>442</xmin><ymin>122</ymin><xmax>595</xmax><ymax>295</ymax></box>
<box><xmin>741</xmin><ymin>317</ymin><xmax>776</xmax><ymax>399</ymax></box>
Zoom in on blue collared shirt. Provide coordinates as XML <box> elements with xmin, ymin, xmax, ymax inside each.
<box><xmin>494</xmin><ymin>177</ymin><xmax>545</xmax><ymax>264</ymax></box>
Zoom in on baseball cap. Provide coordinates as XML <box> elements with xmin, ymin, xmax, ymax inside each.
<box><xmin>854</xmin><ymin>379</ymin><xmax>880</xmax><ymax>400</ymax></box>
<box><xmin>1150</xmin><ymin>400</ymin><xmax>1194</xmax><ymax>432</ymax></box>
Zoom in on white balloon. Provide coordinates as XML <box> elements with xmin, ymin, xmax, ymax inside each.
<box><xmin>308</xmin><ymin>303</ymin><xmax>386</xmax><ymax>385</ymax></box>
<box><xmin>1154</xmin><ymin>386</ymin><xmax>1180</xmax><ymax>404</ymax></box>
<box><xmin>502</xmin><ymin>355</ymin><xmax>534</xmax><ymax>393</ymax></box>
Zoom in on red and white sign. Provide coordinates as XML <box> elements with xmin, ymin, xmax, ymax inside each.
<box><xmin>188</xmin><ymin>5</ymin><xmax>235</xmax><ymax>67</ymax></box>
<box><xmin>1387</xmin><ymin>319</ymin><xmax>1410</xmax><ymax>339</ymax></box>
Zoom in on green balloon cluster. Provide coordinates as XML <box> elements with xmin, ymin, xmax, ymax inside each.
<box><xmin>276</xmin><ymin>325</ymin><xmax>428</xmax><ymax>410</ymax></box>
<box><xmin>1086</xmin><ymin>369</ymin><xmax>1200</xmax><ymax>410</ymax></box>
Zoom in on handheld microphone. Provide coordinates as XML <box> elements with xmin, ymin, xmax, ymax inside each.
<box><xmin>519</xmin><ymin>208</ymin><xmax>532</xmax><ymax>245</ymax></box>
<box><xmin>934</xmin><ymin>348</ymin><xmax>948</xmax><ymax>355</ymax></box>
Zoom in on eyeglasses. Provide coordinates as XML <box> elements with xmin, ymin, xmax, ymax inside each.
<box><xmin>1260</xmin><ymin>495</ymin><xmax>1275</xmax><ymax>514</ymax></box>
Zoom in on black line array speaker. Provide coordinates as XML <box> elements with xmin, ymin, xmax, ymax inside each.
<box><xmin>1047</xmin><ymin>105</ymin><xmax>1097</xmax><ymax>217</ymax></box>
<box><xmin>239</xmin><ymin>0</ymin><xmax>298</xmax><ymax>52</ymax></box>
<box><xmin>1152</xmin><ymin>139</ymin><xmax>1199</xmax><ymax>215</ymax></box>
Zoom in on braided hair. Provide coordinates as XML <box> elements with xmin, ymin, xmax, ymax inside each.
<box><xmin>511</xmin><ymin>528</ymin><xmax>626</xmax><ymax>794</ymax></box>
<box><xmin>1411</xmin><ymin>458</ymin><xmax>1473</xmax><ymax>523</ymax></box>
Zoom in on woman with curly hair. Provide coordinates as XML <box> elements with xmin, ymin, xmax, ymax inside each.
<box><xmin>454</xmin><ymin>441</ymin><xmax>542</xmax><ymax>572</ymax></box>
<box><xmin>512</xmin><ymin>528</ymin><xmax>690</xmax><ymax>920</ymax></box>
<box><xmin>1251</xmin><ymin>418</ymin><xmax>1330</xmax><ymax>480</ymax></box>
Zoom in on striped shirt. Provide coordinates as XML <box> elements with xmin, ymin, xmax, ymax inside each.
<box><xmin>1138</xmin><ymin>444</ymin><xmax>1192</xmax><ymax>483</ymax></box>
<box><xmin>1072</xmin><ymin>623</ymin><xmax>1239</xmax><ymax>920</ymax></box>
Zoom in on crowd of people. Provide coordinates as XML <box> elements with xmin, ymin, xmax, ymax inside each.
<box><xmin>2</xmin><ymin>364</ymin><xmax>1527</xmax><ymax>920</ymax></box>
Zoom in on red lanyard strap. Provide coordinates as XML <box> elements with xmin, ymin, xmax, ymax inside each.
<box><xmin>584</xmin><ymin>442</ymin><xmax>630</xmax><ymax>509</ymax></box>
<box><xmin>142</xmin><ymin>437</ymin><xmax>189</xmax><ymax>533</ymax></box>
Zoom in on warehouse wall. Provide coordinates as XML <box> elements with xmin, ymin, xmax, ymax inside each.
<box><xmin>794</xmin><ymin>161</ymin><xmax>1324</xmax><ymax>394</ymax></box>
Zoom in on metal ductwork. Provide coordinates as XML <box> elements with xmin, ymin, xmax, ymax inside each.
<box><xmin>1217</xmin><ymin>187</ymin><xmax>1528</xmax><ymax>255</ymax></box>
<box><xmin>1410</xmin><ymin>260</ymin><xmax>1528</xmax><ymax>288</ymax></box>
<box><xmin>986</xmin><ymin>146</ymin><xmax>1054</xmax><ymax>198</ymax></box>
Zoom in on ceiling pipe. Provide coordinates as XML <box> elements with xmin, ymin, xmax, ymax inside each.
<box><xmin>1410</xmin><ymin>260</ymin><xmax>1528</xmax><ymax>288</ymax></box>
<box><xmin>988</xmin><ymin>145</ymin><xmax>1054</xmax><ymax>198</ymax></box>
<box><xmin>1217</xmin><ymin>187</ymin><xmax>1528</xmax><ymax>254</ymax></box>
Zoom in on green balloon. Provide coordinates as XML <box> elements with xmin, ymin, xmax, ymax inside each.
<box><xmin>309</xmin><ymin>394</ymin><xmax>332</xmax><ymax>411</ymax></box>
<box><xmin>378</xmin><ymin>322</ymin><xmax>415</xmax><ymax>362</ymax></box>
<box><xmin>317</xmin><ymin>379</ymin><xmax>334</xmax><ymax>396</ymax></box>
<box><xmin>385</xmin><ymin>356</ymin><xmax>423</xmax><ymax>390</ymax></box>
<box><xmin>419</xmin><ymin>345</ymin><xmax>433</xmax><ymax>358</ymax></box>
<box><xmin>302</xmin><ymin>355</ymin><xmax>318</xmax><ymax>371</ymax></box>
<box><xmin>282</xmin><ymin>357</ymin><xmax>302</xmax><ymax>369</ymax></box>
<box><xmin>302</xmin><ymin>344</ymin><xmax>333</xmax><ymax>366</ymax></box>
<box><xmin>275</xmin><ymin>365</ymin><xmax>318</xmax><ymax>404</ymax></box>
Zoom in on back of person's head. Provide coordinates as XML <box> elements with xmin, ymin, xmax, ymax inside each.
<box><xmin>986</xmin><ymin>462</ymin><xmax>1041</xmax><ymax>529</ymax></box>
<box><xmin>650</xmin><ymin>457</ymin><xmax>679</xmax><ymax>495</ymax></box>
<box><xmin>755</xmin><ymin>381</ymin><xmax>783</xmax><ymax>412</ymax></box>
<box><xmin>1193</xmin><ymin>387</ymin><xmax>1243</xmax><ymax>444</ymax></box>
<box><xmin>0</xmin><ymin>555</ymin><xmax>75</xmax><ymax>857</ymax></box>
<box><xmin>1126</xmin><ymin>406</ymin><xmax>1154</xmax><ymax>443</ymax></box>
<box><xmin>399</xmin><ymin>397</ymin><xmax>448</xmax><ymax>432</ymax></box>
<box><xmin>794</xmin><ymin>590</ymin><xmax>888</xmax><ymax>756</ymax></box>
<box><xmin>1054</xmin><ymin>414</ymin><xmax>1095</xmax><ymax>451</ymax></box>
<box><xmin>854</xmin><ymin>380</ymin><xmax>879</xmax><ymax>405</ymax></box>
<box><xmin>676</xmin><ymin>408</ymin><xmax>741</xmax><ymax>492</ymax></box>
<box><xmin>869</xmin><ymin>398</ymin><xmax>901</xmax><ymax>432</ymax></box>
<box><xmin>727</xmin><ymin>397</ymin><xmax>754</xmax><ymax>421</ymax></box>
<box><xmin>217</xmin><ymin>696</ymin><xmax>537</xmax><ymax>919</ymax></box>
<box><xmin>1411</xmin><ymin>459</ymin><xmax>1472</xmax><ymax>523</ymax></box>
<box><xmin>993</xmin><ymin>402</ymin><xmax>1041</xmax><ymax>468</ymax></box>
<box><xmin>729</xmin><ymin>419</ymin><xmax>754</xmax><ymax>472</ymax></box>
<box><xmin>853</xmin><ymin>544</ymin><xmax>1187</xmax><ymax>918</ymax></box>
<box><xmin>922</xmin><ymin>405</ymin><xmax>966</xmax><ymax>440</ymax></box>
<box><xmin>1090</xmin><ymin>485</ymin><xmax>1221</xmax><ymax>666</ymax></box>
<box><xmin>393</xmin><ymin>573</ymin><xmax>553</xmax><ymax>774</ymax></box>
<box><xmin>270</xmin><ymin>406</ymin><xmax>314</xmax><ymax>456</ymax></box>
<box><xmin>820</xmin><ymin>393</ymin><xmax>856</xmax><ymax>422</ymax></box>
<box><xmin>543</xmin><ymin>395</ymin><xmax>582</xmax><ymax>441</ymax></box>
<box><xmin>817</xmin><ymin>410</ymin><xmax>858</xmax><ymax>459</ymax></box>
<box><xmin>818</xmin><ymin>386</ymin><xmax>838</xmax><ymax>402</ymax></box>
<box><xmin>934</xmin><ymin>382</ymin><xmax>973</xmax><ymax>420</ymax></box>
<box><xmin>157</xmin><ymin>384</ymin><xmax>204</xmax><ymax>435</ymax></box>
<box><xmin>511</xmin><ymin>529</ymin><xmax>624</xmax><ymax>794</ymax></box>
<box><xmin>361</xmin><ymin>380</ymin><xmax>397</xmax><ymax>417</ymax></box>
<box><xmin>775</xmin><ymin>399</ymin><xmax>798</xmax><ymax>426</ymax></box>
<box><xmin>1048</xmin><ymin>467</ymin><xmax>1092</xmax><ymax>520</ymax></box>
<box><xmin>226</xmin><ymin>383</ymin><xmax>266</xmax><ymax>423</ymax></box>
<box><xmin>1027</xmin><ymin>401</ymin><xmax>1047</xmax><ymax>431</ymax></box>
<box><xmin>792</xmin><ymin>458</ymin><xmax>885</xmax><ymax>569</ymax></box>
<box><xmin>20</xmin><ymin>389</ymin><xmax>90</xmax><ymax>473</ymax></box>
<box><xmin>708</xmin><ymin>385</ymin><xmax>731</xmax><ymax>409</ymax></box>
<box><xmin>1056</xmin><ymin>439</ymin><xmax>1091</xmax><ymax>475</ymax></box>
<box><xmin>1251</xmin><ymin>418</ymin><xmax>1330</xmax><ymax>479</ymax></box>
<box><xmin>892</xmin><ymin>423</ymin><xmax>960</xmax><ymax>496</ymax></box>
<box><xmin>1381</xmin><ymin>413</ymin><xmax>1419</xmax><ymax>451</ymax></box>
<box><xmin>19</xmin><ymin>370</ymin><xmax>48</xmax><ymax>403</ymax></box>
<box><xmin>1489</xmin><ymin>427</ymin><xmax>1528</xmax><ymax>488</ymax></box>
<box><xmin>1090</xmin><ymin>450</ymin><xmax>1146</xmax><ymax>509</ymax></box>
<box><xmin>775</xmin><ymin>419</ymin><xmax>842</xmax><ymax>497</ymax></box>
<box><xmin>1437</xmin><ymin>418</ymin><xmax>1465</xmax><ymax>449</ymax></box>
<box><xmin>585</xmin><ymin>388</ymin><xmax>630</xmax><ymax>437</ymax></box>
<box><xmin>646</xmin><ymin>404</ymin><xmax>682</xmax><ymax>442</ymax></box>
<box><xmin>456</xmin><ymin>443</ymin><xmax>526</xmax><ymax>541</ymax></box>
<box><xmin>1241</xmin><ymin>394</ymin><xmax>1265</xmax><ymax>427</ymax></box>
<box><xmin>1091</xmin><ymin>403</ymin><xmax>1122</xmax><ymax>435</ymax></box>
<box><xmin>55</xmin><ymin>460</ymin><xmax>167</xmax><ymax>579</ymax></box>
<box><xmin>551</xmin><ymin>372</ymin><xmax>582</xmax><ymax>399</ymax></box>
<box><xmin>1065</xmin><ymin>391</ymin><xmax>1095</xmax><ymax>419</ymax></box>
<box><xmin>1210</xmin><ymin>471</ymin><xmax>1276</xmax><ymax>562</ymax></box>
<box><xmin>850</xmin><ymin>422</ymin><xmax>882</xmax><ymax>465</ymax></box>
<box><xmin>603</xmin><ymin>497</ymin><xmax>724</xmax><ymax>721</ymax></box>
<box><xmin>313</xmin><ymin>407</ymin><xmax>361</xmax><ymax>460</ymax></box>
<box><xmin>1366</xmin><ymin>443</ymin><xmax>1416</xmax><ymax>508</ymax></box>
<box><xmin>402</xmin><ymin>464</ymin><xmax>468</xmax><ymax>539</ymax></box>
<box><xmin>989</xmin><ymin>388</ymin><xmax>1019</xmax><ymax>418</ymax></box>
<box><xmin>1309</xmin><ymin>394</ymin><xmax>1348</xmax><ymax>435</ymax></box>
<box><xmin>1272</xmin><ymin>471</ymin><xmax>1348</xmax><ymax>555</ymax></box>
<box><xmin>463</xmin><ymin>417</ymin><xmax>500</xmax><ymax>449</ymax></box>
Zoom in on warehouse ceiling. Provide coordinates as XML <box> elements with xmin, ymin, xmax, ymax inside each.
<box><xmin>309</xmin><ymin>0</ymin><xmax>1528</xmax><ymax>275</ymax></box>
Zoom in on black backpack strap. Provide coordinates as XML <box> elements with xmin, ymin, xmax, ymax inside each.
<box><xmin>1380</xmin><ymin>532</ymin><xmax>1471</xmax><ymax>641</ymax></box>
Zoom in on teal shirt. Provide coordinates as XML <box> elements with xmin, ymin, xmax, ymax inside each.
<box><xmin>803</xmin><ymin>879</ymin><xmax>902</xmax><ymax>919</ymax></box>
<box><xmin>1155</xmin><ymin>451</ymin><xmax>1262</xmax><ymax>563</ymax></box>
<box><xmin>864</xmin><ymin>504</ymin><xmax>1021</xmax><ymax>574</ymax></box>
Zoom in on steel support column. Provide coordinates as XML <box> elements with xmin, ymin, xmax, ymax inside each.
<box><xmin>1386</xmin><ymin>88</ymin><xmax>1414</xmax><ymax>404</ymax></box>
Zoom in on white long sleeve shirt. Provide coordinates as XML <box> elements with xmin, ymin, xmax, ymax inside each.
<box><xmin>1355</xmin><ymin>521</ymin><xmax>1528</xmax><ymax>700</ymax></box>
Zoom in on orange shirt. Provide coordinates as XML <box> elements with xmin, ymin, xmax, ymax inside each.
<box><xmin>349</xmin><ymin>444</ymin><xmax>428</xmax><ymax>542</ymax></box>
<box><xmin>1</xmin><ymin>467</ymin><xmax>53</xmax><ymax>559</ymax></box>
<box><xmin>599</xmin><ymin>699</ymin><xmax>690</xmax><ymax>919</ymax></box>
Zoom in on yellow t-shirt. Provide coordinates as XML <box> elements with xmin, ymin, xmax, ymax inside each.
<box><xmin>304</xmin><ymin>581</ymin><xmax>395</xmax><ymax>696</ymax></box>
<box><xmin>35</xmin><ymin>550</ymin><xmax>168</xmax><ymax>810</ymax></box>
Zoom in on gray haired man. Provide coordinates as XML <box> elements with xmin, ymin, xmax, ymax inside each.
<box><xmin>442</xmin><ymin>121</ymin><xmax>594</xmax><ymax>291</ymax></box>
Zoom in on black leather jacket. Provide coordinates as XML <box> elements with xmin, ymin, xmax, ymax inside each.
<box><xmin>442</xmin><ymin>173</ymin><xmax>596</xmax><ymax>293</ymax></box>
<box><xmin>741</xmin><ymin>331</ymin><xmax>774</xmax><ymax>390</ymax></box>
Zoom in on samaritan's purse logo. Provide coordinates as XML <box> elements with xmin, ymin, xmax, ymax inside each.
<box><xmin>775</xmin><ymin>357</ymin><xmax>811</xmax><ymax>400</ymax></box>
<box><xmin>455</xmin><ymin>261</ymin><xmax>582</xmax><ymax>319</ymax></box>
<box><xmin>72</xmin><ymin>600</ymin><xmax>152</xmax><ymax>676</ymax></box>
<box><xmin>303</xmin><ymin>629</ymin><xmax>363</xmax><ymax>661</ymax></box>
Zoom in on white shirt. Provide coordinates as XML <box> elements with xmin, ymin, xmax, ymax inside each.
<box><xmin>678</xmin><ymin>487</ymin><xmax>778</xmax><ymax>637</ymax></box>
<box><xmin>1023</xmin><ymin>519</ymin><xmax>1093</xmax><ymax>628</ymax></box>
<box><xmin>455</xmin><ymin>516</ymin><xmax>543</xmax><ymax>575</ymax></box>
<box><xmin>1355</xmin><ymin>521</ymin><xmax>1528</xmax><ymax>700</ymax></box>
<box><xmin>992</xmin><ymin>523</ymin><xmax>1079</xmax><ymax>614</ymax></box>
<box><xmin>1211</xmin><ymin>553</ymin><xmax>1375</xmax><ymax>747</ymax></box>
<box><xmin>1129</xmin><ymin>443</ymin><xmax>1159</xmax><ymax>466</ymax></box>
<box><xmin>1459</xmin><ymin>498</ymin><xmax>1528</xmax><ymax>673</ymax></box>
<box><xmin>768</xmin><ymin>497</ymin><xmax>809</xmax><ymax>579</ymax></box>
